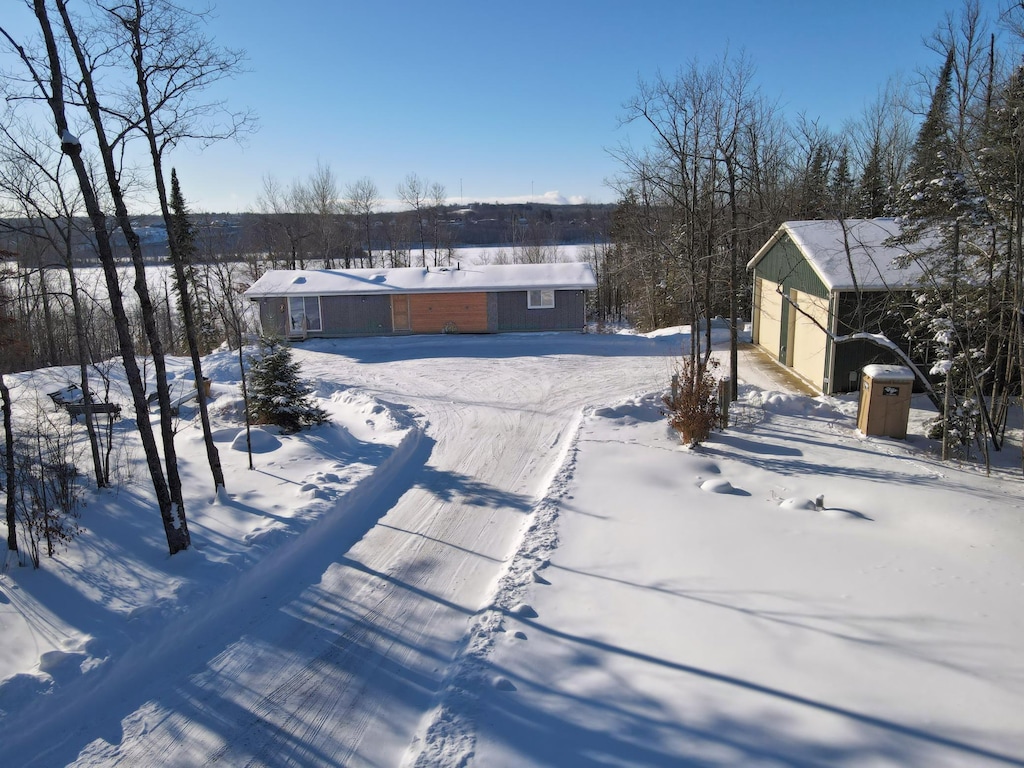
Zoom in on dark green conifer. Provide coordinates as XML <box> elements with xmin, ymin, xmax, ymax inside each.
<box><xmin>246</xmin><ymin>338</ymin><xmax>328</xmax><ymax>433</ymax></box>
<box><xmin>856</xmin><ymin>139</ymin><xmax>887</xmax><ymax>218</ymax></box>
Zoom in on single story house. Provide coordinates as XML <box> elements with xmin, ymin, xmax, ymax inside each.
<box><xmin>747</xmin><ymin>218</ymin><xmax>932</xmax><ymax>394</ymax></box>
<box><xmin>244</xmin><ymin>261</ymin><xmax>596</xmax><ymax>339</ymax></box>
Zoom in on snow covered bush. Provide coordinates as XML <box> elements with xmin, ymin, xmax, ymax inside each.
<box><xmin>9</xmin><ymin>420</ymin><xmax>83</xmax><ymax>568</ymax></box>
<box><xmin>921</xmin><ymin>319</ymin><xmax>984</xmax><ymax>457</ymax></box>
<box><xmin>246</xmin><ymin>337</ymin><xmax>328</xmax><ymax>434</ymax></box>
<box><xmin>662</xmin><ymin>356</ymin><xmax>720</xmax><ymax>447</ymax></box>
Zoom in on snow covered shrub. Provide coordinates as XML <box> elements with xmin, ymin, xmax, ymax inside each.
<box><xmin>246</xmin><ymin>337</ymin><xmax>328</xmax><ymax>434</ymax></box>
<box><xmin>923</xmin><ymin>322</ymin><xmax>984</xmax><ymax>457</ymax></box>
<box><xmin>10</xmin><ymin>422</ymin><xmax>83</xmax><ymax>568</ymax></box>
<box><xmin>662</xmin><ymin>356</ymin><xmax>720</xmax><ymax>447</ymax></box>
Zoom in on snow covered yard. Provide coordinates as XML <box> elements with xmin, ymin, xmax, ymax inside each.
<box><xmin>467</xmin><ymin>388</ymin><xmax>1024</xmax><ymax>767</ymax></box>
<box><xmin>0</xmin><ymin>329</ymin><xmax>1022</xmax><ymax>767</ymax></box>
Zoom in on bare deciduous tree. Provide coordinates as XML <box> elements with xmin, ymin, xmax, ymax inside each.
<box><xmin>397</xmin><ymin>172</ymin><xmax>430</xmax><ymax>267</ymax></box>
<box><xmin>0</xmin><ymin>0</ymin><xmax>248</xmax><ymax>551</ymax></box>
<box><xmin>345</xmin><ymin>176</ymin><xmax>380</xmax><ymax>268</ymax></box>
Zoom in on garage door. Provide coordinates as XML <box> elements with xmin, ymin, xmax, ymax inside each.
<box><xmin>755</xmin><ymin>278</ymin><xmax>783</xmax><ymax>360</ymax></box>
<box><xmin>790</xmin><ymin>289</ymin><xmax>830</xmax><ymax>389</ymax></box>
<box><xmin>409</xmin><ymin>292</ymin><xmax>488</xmax><ymax>333</ymax></box>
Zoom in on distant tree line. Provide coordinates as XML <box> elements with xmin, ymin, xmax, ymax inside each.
<box><xmin>248</xmin><ymin>181</ymin><xmax>612</xmax><ymax>270</ymax></box>
<box><xmin>0</xmin><ymin>202</ymin><xmax>613</xmax><ymax>270</ymax></box>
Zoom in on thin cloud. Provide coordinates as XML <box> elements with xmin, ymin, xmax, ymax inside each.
<box><xmin>377</xmin><ymin>190</ymin><xmax>593</xmax><ymax>212</ymax></box>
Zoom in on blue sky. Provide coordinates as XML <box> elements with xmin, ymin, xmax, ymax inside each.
<box><xmin>3</xmin><ymin>0</ymin><xmax>1013</xmax><ymax>212</ymax></box>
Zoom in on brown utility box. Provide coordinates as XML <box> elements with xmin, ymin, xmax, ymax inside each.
<box><xmin>857</xmin><ymin>365</ymin><xmax>914</xmax><ymax>439</ymax></box>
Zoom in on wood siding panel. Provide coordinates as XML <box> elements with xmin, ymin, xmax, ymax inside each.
<box><xmin>257</xmin><ymin>288</ymin><xmax>590</xmax><ymax>338</ymax></box>
<box><xmin>392</xmin><ymin>295</ymin><xmax>411</xmax><ymax>331</ymax></box>
<box><xmin>409</xmin><ymin>292</ymin><xmax>489</xmax><ymax>333</ymax></box>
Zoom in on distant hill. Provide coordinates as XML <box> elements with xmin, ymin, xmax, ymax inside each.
<box><xmin>0</xmin><ymin>202</ymin><xmax>614</xmax><ymax>266</ymax></box>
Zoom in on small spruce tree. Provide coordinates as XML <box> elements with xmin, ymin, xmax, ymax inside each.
<box><xmin>246</xmin><ymin>337</ymin><xmax>328</xmax><ymax>433</ymax></box>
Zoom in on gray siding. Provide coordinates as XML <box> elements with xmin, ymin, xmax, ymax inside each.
<box><xmin>321</xmin><ymin>295</ymin><xmax>393</xmax><ymax>336</ymax></box>
<box><xmin>256</xmin><ymin>289</ymin><xmax>589</xmax><ymax>338</ymax></box>
<box><xmin>256</xmin><ymin>298</ymin><xmax>287</xmax><ymax>337</ymax></box>
<box><xmin>494</xmin><ymin>290</ymin><xmax>586</xmax><ymax>331</ymax></box>
<box><xmin>487</xmin><ymin>293</ymin><xmax>499</xmax><ymax>332</ymax></box>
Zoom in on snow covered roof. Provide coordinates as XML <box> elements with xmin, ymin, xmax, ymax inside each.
<box><xmin>244</xmin><ymin>262</ymin><xmax>597</xmax><ymax>299</ymax></box>
<box><xmin>748</xmin><ymin>219</ymin><xmax>936</xmax><ymax>292</ymax></box>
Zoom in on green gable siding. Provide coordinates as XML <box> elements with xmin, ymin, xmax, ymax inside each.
<box><xmin>753</xmin><ymin>236</ymin><xmax>829</xmax><ymax>298</ymax></box>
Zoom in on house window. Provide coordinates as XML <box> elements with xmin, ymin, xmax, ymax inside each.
<box><xmin>288</xmin><ymin>296</ymin><xmax>322</xmax><ymax>332</ymax></box>
<box><xmin>528</xmin><ymin>289</ymin><xmax>554</xmax><ymax>309</ymax></box>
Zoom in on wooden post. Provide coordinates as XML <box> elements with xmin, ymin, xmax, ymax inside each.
<box><xmin>718</xmin><ymin>376</ymin><xmax>731</xmax><ymax>429</ymax></box>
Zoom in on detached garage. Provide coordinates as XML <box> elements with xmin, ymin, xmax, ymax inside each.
<box><xmin>748</xmin><ymin>219</ymin><xmax>929</xmax><ymax>394</ymax></box>
<box><xmin>244</xmin><ymin>262</ymin><xmax>596</xmax><ymax>339</ymax></box>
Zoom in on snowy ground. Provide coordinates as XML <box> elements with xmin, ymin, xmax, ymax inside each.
<box><xmin>0</xmin><ymin>327</ymin><xmax>1022</xmax><ymax>767</ymax></box>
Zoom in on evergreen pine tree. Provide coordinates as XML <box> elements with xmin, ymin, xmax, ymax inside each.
<box><xmin>855</xmin><ymin>139</ymin><xmax>887</xmax><ymax>218</ymax></box>
<box><xmin>799</xmin><ymin>145</ymin><xmax>830</xmax><ymax>218</ymax></box>
<box><xmin>246</xmin><ymin>338</ymin><xmax>328</xmax><ymax>433</ymax></box>
<box><xmin>976</xmin><ymin>64</ymin><xmax>1024</xmax><ymax>431</ymax></box>
<box><xmin>829</xmin><ymin>146</ymin><xmax>854</xmax><ymax>217</ymax></box>
<box><xmin>169</xmin><ymin>170</ymin><xmax>216</xmax><ymax>354</ymax></box>
<box><xmin>893</xmin><ymin>47</ymin><xmax>989</xmax><ymax>457</ymax></box>
<box><xmin>978</xmin><ymin>65</ymin><xmax>1024</xmax><ymax>230</ymax></box>
<box><xmin>896</xmin><ymin>48</ymin><xmax>986</xmax><ymax>230</ymax></box>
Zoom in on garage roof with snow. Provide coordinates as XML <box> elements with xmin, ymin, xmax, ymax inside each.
<box><xmin>244</xmin><ymin>262</ymin><xmax>597</xmax><ymax>299</ymax></box>
<box><xmin>748</xmin><ymin>219</ymin><xmax>936</xmax><ymax>292</ymax></box>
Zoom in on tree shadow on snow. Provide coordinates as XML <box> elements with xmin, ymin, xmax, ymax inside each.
<box><xmin>306</xmin><ymin>331</ymin><xmax>685</xmax><ymax>364</ymax></box>
<box><xmin>711</xmin><ymin>431</ymin><xmax>803</xmax><ymax>457</ymax></box>
<box><xmin>481</xmin><ymin>613</ymin><xmax>1024</xmax><ymax>767</ymax></box>
<box><xmin>413</xmin><ymin>464</ymin><xmax>533</xmax><ymax>511</ymax></box>
<box><xmin>0</xmin><ymin>430</ymin><xmax>439</xmax><ymax>767</ymax></box>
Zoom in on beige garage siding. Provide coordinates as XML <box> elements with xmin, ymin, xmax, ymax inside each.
<box><xmin>790</xmin><ymin>289</ymin><xmax>830</xmax><ymax>389</ymax></box>
<box><xmin>755</xmin><ymin>277</ymin><xmax>783</xmax><ymax>360</ymax></box>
